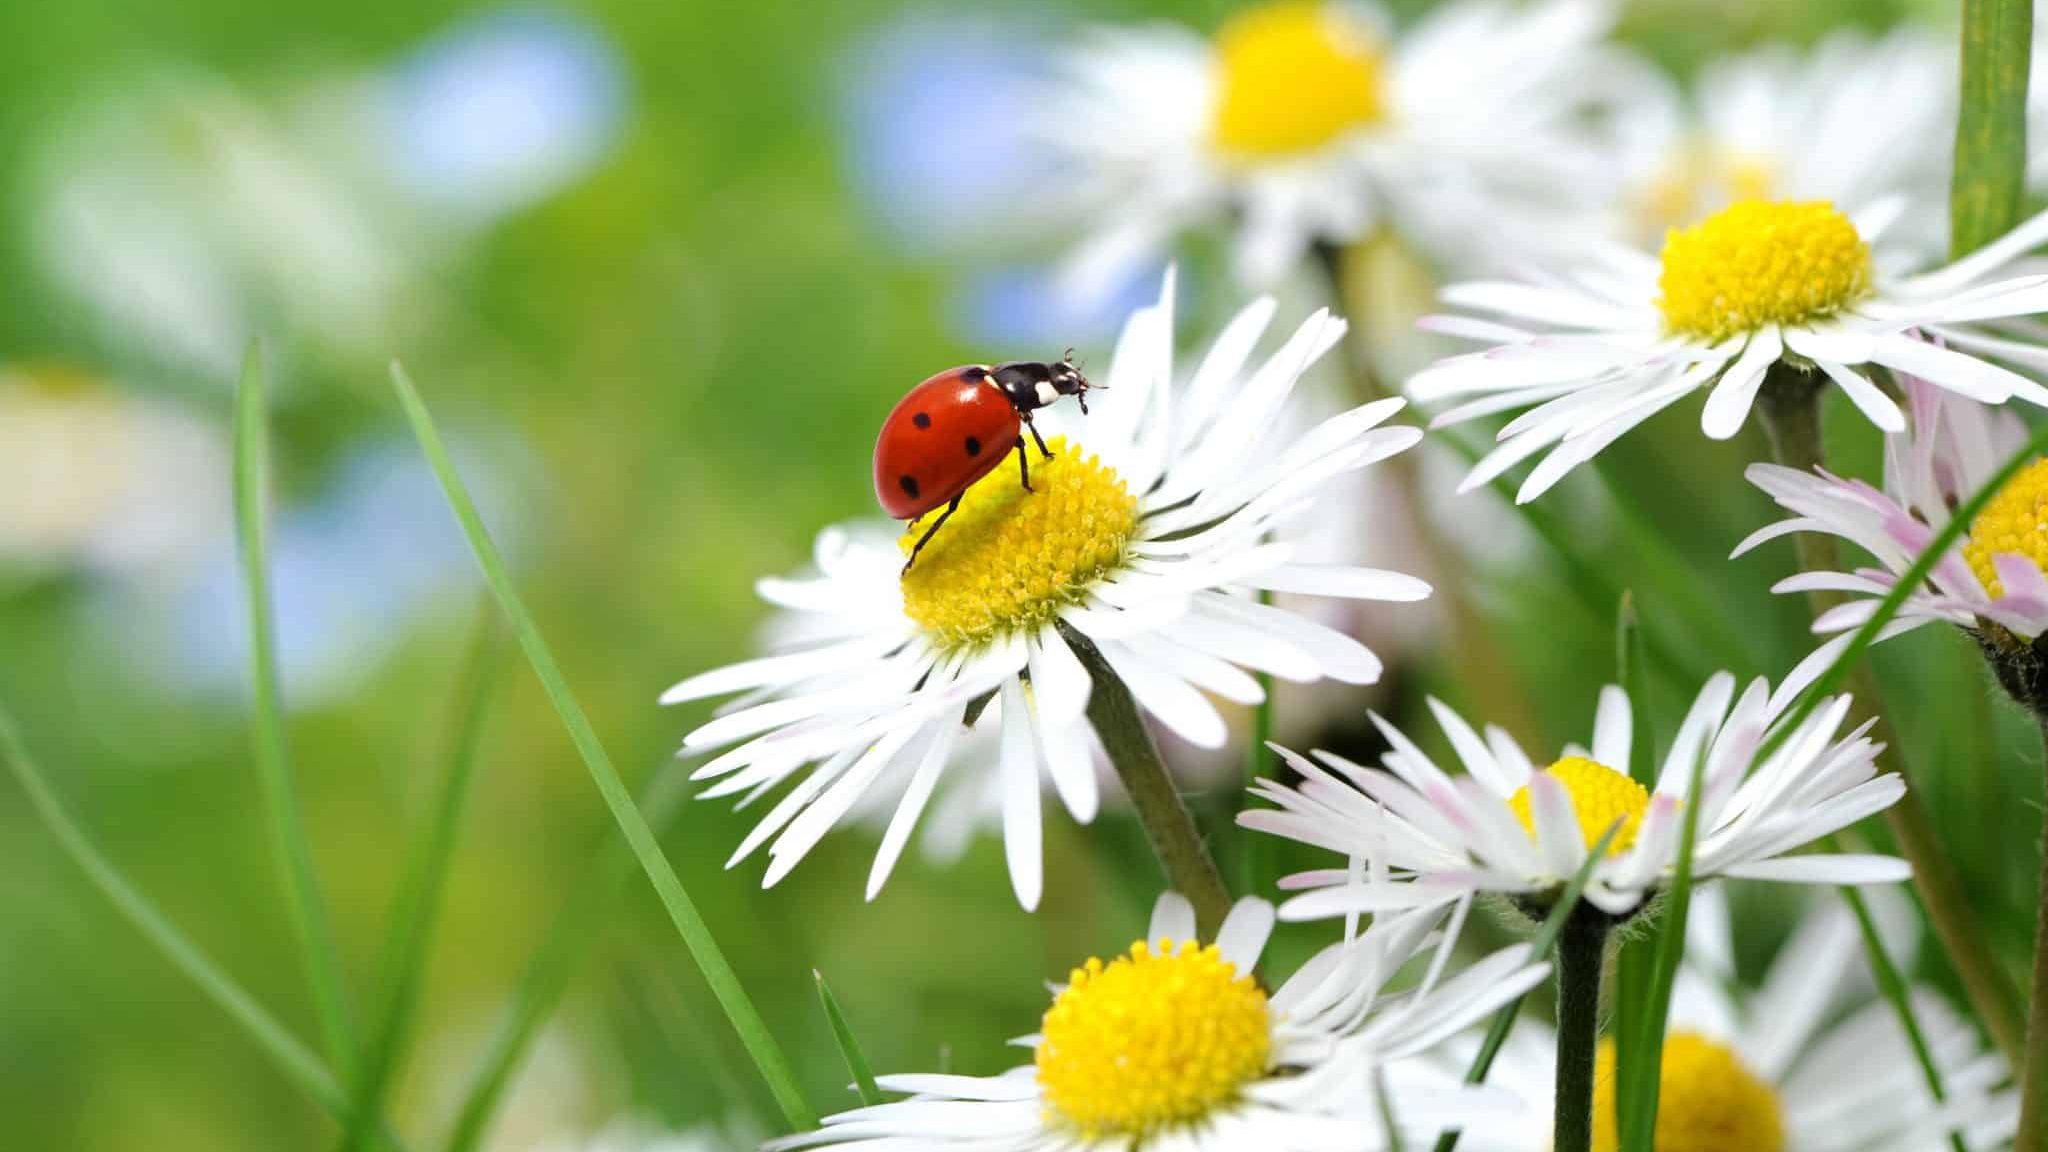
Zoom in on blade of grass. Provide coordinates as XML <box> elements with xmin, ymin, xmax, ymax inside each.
<box><xmin>390</xmin><ymin>362</ymin><xmax>815</xmax><ymax>1133</ymax></box>
<box><xmin>1618</xmin><ymin>739</ymin><xmax>1710</xmax><ymax>1150</ymax></box>
<box><xmin>1373</xmin><ymin>1067</ymin><xmax>1407</xmax><ymax>1152</ymax></box>
<box><xmin>1432</xmin><ymin>820</ymin><xmax>1622</xmax><ymax>1152</ymax></box>
<box><xmin>1611</xmin><ymin>595</ymin><xmax>1659</xmax><ymax>1150</ymax></box>
<box><xmin>1952</xmin><ymin>0</ymin><xmax>2033</xmax><ymax>257</ymax></box>
<box><xmin>0</xmin><ymin>708</ymin><xmax>411</xmax><ymax>1152</ymax></box>
<box><xmin>341</xmin><ymin>609</ymin><xmax>505</xmax><ymax>1152</ymax></box>
<box><xmin>814</xmin><ymin>971</ymin><xmax>884</xmax><ymax>1107</ymax></box>
<box><xmin>1838</xmin><ymin>878</ymin><xmax>1968</xmax><ymax>1152</ymax></box>
<box><xmin>445</xmin><ymin>770</ymin><xmax>693</xmax><ymax>1152</ymax></box>
<box><xmin>236</xmin><ymin>340</ymin><xmax>357</xmax><ymax>1075</ymax></box>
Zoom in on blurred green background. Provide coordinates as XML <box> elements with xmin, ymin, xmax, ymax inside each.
<box><xmin>0</xmin><ymin>0</ymin><xmax>2025</xmax><ymax>1149</ymax></box>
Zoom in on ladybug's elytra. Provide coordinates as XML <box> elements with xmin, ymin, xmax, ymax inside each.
<box><xmin>874</xmin><ymin>356</ymin><xmax>1093</xmax><ymax>572</ymax></box>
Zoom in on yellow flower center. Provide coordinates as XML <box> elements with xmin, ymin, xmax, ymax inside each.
<box><xmin>900</xmin><ymin>435</ymin><xmax>1139</xmax><ymax>650</ymax></box>
<box><xmin>1965</xmin><ymin>457</ymin><xmax>2048</xmax><ymax>597</ymax></box>
<box><xmin>1656</xmin><ymin>199</ymin><xmax>1872</xmax><ymax>343</ymax></box>
<box><xmin>1593</xmin><ymin>1031</ymin><xmax>1786</xmax><ymax>1152</ymax></box>
<box><xmin>1036</xmin><ymin>938</ymin><xmax>1272</xmax><ymax>1139</ymax></box>
<box><xmin>1506</xmin><ymin>756</ymin><xmax>1649</xmax><ymax>855</ymax></box>
<box><xmin>1211</xmin><ymin>1</ymin><xmax>1387</xmax><ymax>161</ymax></box>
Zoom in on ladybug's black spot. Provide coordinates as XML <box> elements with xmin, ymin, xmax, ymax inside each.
<box><xmin>898</xmin><ymin>474</ymin><xmax>921</xmax><ymax>500</ymax></box>
<box><xmin>912</xmin><ymin>412</ymin><xmax>932</xmax><ymax>429</ymax></box>
<box><xmin>964</xmin><ymin>436</ymin><xmax>982</xmax><ymax>457</ymax></box>
<box><xmin>961</xmin><ymin>366</ymin><xmax>988</xmax><ymax>382</ymax></box>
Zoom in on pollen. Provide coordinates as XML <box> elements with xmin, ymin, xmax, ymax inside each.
<box><xmin>1036</xmin><ymin>938</ymin><xmax>1272</xmax><ymax>1139</ymax></box>
<box><xmin>900</xmin><ymin>436</ymin><xmax>1139</xmax><ymax>650</ymax></box>
<box><xmin>1965</xmin><ymin>457</ymin><xmax>2048</xmax><ymax>598</ymax></box>
<box><xmin>1593</xmin><ymin>1031</ymin><xmax>1786</xmax><ymax>1152</ymax></box>
<box><xmin>1211</xmin><ymin>1</ymin><xmax>1387</xmax><ymax>161</ymax></box>
<box><xmin>1506</xmin><ymin>756</ymin><xmax>1650</xmax><ymax>855</ymax></box>
<box><xmin>1656</xmin><ymin>199</ymin><xmax>1872</xmax><ymax>343</ymax></box>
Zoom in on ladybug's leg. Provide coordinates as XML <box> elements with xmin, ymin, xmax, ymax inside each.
<box><xmin>1022</xmin><ymin>412</ymin><xmax>1054</xmax><ymax>459</ymax></box>
<box><xmin>902</xmin><ymin>495</ymin><xmax>962</xmax><ymax>575</ymax></box>
<box><xmin>1014</xmin><ymin>437</ymin><xmax>1035</xmax><ymax>494</ymax></box>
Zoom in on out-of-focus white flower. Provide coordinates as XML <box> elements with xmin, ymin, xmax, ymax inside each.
<box><xmin>0</xmin><ymin>366</ymin><xmax>230</xmax><ymax>582</ymax></box>
<box><xmin>662</xmin><ymin>272</ymin><xmax>1432</xmax><ymax>909</ymax></box>
<box><xmin>1740</xmin><ymin>372</ymin><xmax>2048</xmax><ymax>690</ymax></box>
<box><xmin>1034</xmin><ymin>0</ymin><xmax>1638</xmax><ymax>299</ymax></box>
<box><xmin>1409</xmin><ymin>199</ymin><xmax>2048</xmax><ymax>502</ymax></box>
<box><xmin>1406</xmin><ymin>887</ymin><xmax>2016</xmax><ymax>1152</ymax></box>
<box><xmin>1243</xmin><ymin>674</ymin><xmax>1908</xmax><ymax>919</ymax></box>
<box><xmin>366</xmin><ymin>8</ymin><xmax>627</xmax><ymax>225</ymax></box>
<box><xmin>772</xmin><ymin>894</ymin><xmax>1544</xmax><ymax>1152</ymax></box>
<box><xmin>1613</xmin><ymin>31</ymin><xmax>1953</xmax><ymax>252</ymax></box>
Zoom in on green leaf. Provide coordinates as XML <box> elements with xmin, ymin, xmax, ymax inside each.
<box><xmin>1619</xmin><ymin>739</ymin><xmax>1710</xmax><ymax>1150</ymax></box>
<box><xmin>815</xmin><ymin>970</ymin><xmax>884</xmax><ymax>1107</ymax></box>
<box><xmin>1951</xmin><ymin>0</ymin><xmax>2034</xmax><ymax>257</ymax></box>
<box><xmin>1838</xmin><ymin>883</ymin><xmax>1968</xmax><ymax>1152</ymax></box>
<box><xmin>342</xmin><ymin>610</ymin><xmax>505</xmax><ymax>1152</ymax></box>
<box><xmin>389</xmin><ymin>362</ymin><xmax>816</xmax><ymax>1133</ymax></box>
<box><xmin>235</xmin><ymin>339</ymin><xmax>357</xmax><ymax>1076</ymax></box>
<box><xmin>0</xmin><ymin>709</ymin><xmax>410</xmax><ymax>1152</ymax></box>
<box><xmin>1431</xmin><ymin>820</ymin><xmax>1623</xmax><ymax>1152</ymax></box>
<box><xmin>1610</xmin><ymin>594</ymin><xmax>1660</xmax><ymax>1151</ymax></box>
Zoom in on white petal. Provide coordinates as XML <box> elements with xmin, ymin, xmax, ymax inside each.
<box><xmin>998</xmin><ymin>678</ymin><xmax>1043</xmax><ymax>911</ymax></box>
<box><xmin>1149</xmin><ymin>891</ymin><xmax>1198</xmax><ymax>945</ymax></box>
<box><xmin>1700</xmin><ymin>327</ymin><xmax>1782</xmax><ymax>440</ymax></box>
<box><xmin>1215</xmin><ymin>899</ymin><xmax>1277</xmax><ymax>972</ymax></box>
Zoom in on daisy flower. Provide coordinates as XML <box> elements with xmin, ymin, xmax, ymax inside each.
<box><xmin>1408</xmin><ymin>886</ymin><xmax>2016</xmax><ymax>1152</ymax></box>
<box><xmin>1613</xmin><ymin>30</ymin><xmax>1953</xmax><ymax>250</ymax></box>
<box><xmin>771</xmin><ymin>892</ymin><xmax>1547</xmax><ymax>1152</ymax></box>
<box><xmin>1738</xmin><ymin>372</ymin><xmax>2048</xmax><ymax>704</ymax></box>
<box><xmin>1240</xmin><ymin>674</ymin><xmax>1909</xmax><ymax>920</ymax></box>
<box><xmin>1034</xmin><ymin>0</ymin><xmax>1635</xmax><ymax>298</ymax></box>
<box><xmin>1406</xmin><ymin>198</ymin><xmax>2048</xmax><ymax>503</ymax></box>
<box><xmin>660</xmin><ymin>272</ymin><xmax>1429</xmax><ymax>909</ymax></box>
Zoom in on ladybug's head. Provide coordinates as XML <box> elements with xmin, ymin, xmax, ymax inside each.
<box><xmin>1050</xmin><ymin>350</ymin><xmax>1092</xmax><ymax>414</ymax></box>
<box><xmin>993</xmin><ymin>355</ymin><xmax>1094</xmax><ymax>415</ymax></box>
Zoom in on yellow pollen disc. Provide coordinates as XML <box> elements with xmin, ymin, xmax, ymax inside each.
<box><xmin>1211</xmin><ymin>1</ymin><xmax>1387</xmax><ymax>161</ymax></box>
<box><xmin>1506</xmin><ymin>756</ymin><xmax>1649</xmax><ymax>855</ymax></box>
<box><xmin>1036</xmin><ymin>938</ymin><xmax>1272</xmax><ymax>1138</ymax></box>
<box><xmin>1965</xmin><ymin>457</ymin><xmax>2048</xmax><ymax>597</ymax></box>
<box><xmin>1593</xmin><ymin>1031</ymin><xmax>1786</xmax><ymax>1152</ymax></box>
<box><xmin>1656</xmin><ymin>199</ymin><xmax>1872</xmax><ymax>343</ymax></box>
<box><xmin>900</xmin><ymin>435</ymin><xmax>1139</xmax><ymax>650</ymax></box>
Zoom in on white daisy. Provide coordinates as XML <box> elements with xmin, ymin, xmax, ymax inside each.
<box><xmin>1408</xmin><ymin>886</ymin><xmax>2016</xmax><ymax>1152</ymax></box>
<box><xmin>1240</xmin><ymin>674</ymin><xmax>1909</xmax><ymax>920</ymax></box>
<box><xmin>1033</xmin><ymin>0</ymin><xmax>1635</xmax><ymax>298</ymax></box>
<box><xmin>1737</xmin><ymin>371</ymin><xmax>2048</xmax><ymax>700</ymax></box>
<box><xmin>1613</xmin><ymin>30</ymin><xmax>1953</xmax><ymax>251</ymax></box>
<box><xmin>660</xmin><ymin>272</ymin><xmax>1430</xmax><ymax>909</ymax></box>
<box><xmin>1406</xmin><ymin>198</ymin><xmax>2048</xmax><ymax>503</ymax></box>
<box><xmin>771</xmin><ymin>892</ymin><xmax>1546</xmax><ymax>1152</ymax></box>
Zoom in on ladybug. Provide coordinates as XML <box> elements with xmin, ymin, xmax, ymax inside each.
<box><xmin>874</xmin><ymin>354</ymin><xmax>1093</xmax><ymax>572</ymax></box>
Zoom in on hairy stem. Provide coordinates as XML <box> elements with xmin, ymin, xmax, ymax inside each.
<box><xmin>1058</xmin><ymin>621</ymin><xmax>1234</xmax><ymax>935</ymax></box>
<box><xmin>1756</xmin><ymin>365</ymin><xmax>2025</xmax><ymax>1067</ymax></box>
<box><xmin>2020</xmin><ymin>714</ymin><xmax>2048</xmax><ymax>1151</ymax></box>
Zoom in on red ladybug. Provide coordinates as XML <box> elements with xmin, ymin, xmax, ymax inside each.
<box><xmin>875</xmin><ymin>355</ymin><xmax>1093</xmax><ymax>572</ymax></box>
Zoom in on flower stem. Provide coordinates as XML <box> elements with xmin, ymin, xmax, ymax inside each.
<box><xmin>1057</xmin><ymin>621</ymin><xmax>1234</xmax><ymax>935</ymax></box>
<box><xmin>1313</xmin><ymin>240</ymin><xmax>1538</xmax><ymax>742</ymax></box>
<box><xmin>1755</xmin><ymin>364</ymin><xmax>2026</xmax><ymax>1067</ymax></box>
<box><xmin>2020</xmin><ymin>714</ymin><xmax>2048</xmax><ymax>1151</ymax></box>
<box><xmin>1952</xmin><ymin>0</ymin><xmax>2033</xmax><ymax>257</ymax></box>
<box><xmin>1553</xmin><ymin>906</ymin><xmax>1609</xmax><ymax>1152</ymax></box>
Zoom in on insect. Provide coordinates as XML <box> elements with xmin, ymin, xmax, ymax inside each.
<box><xmin>874</xmin><ymin>354</ymin><xmax>1093</xmax><ymax>573</ymax></box>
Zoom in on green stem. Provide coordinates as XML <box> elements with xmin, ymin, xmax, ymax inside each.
<box><xmin>235</xmin><ymin>342</ymin><xmax>357</xmax><ymax>1075</ymax></box>
<box><xmin>392</xmin><ymin>364</ymin><xmax>815</xmax><ymax>1134</ymax></box>
<box><xmin>341</xmin><ymin>610</ymin><xmax>504</xmax><ymax>1152</ymax></box>
<box><xmin>1952</xmin><ymin>0</ymin><xmax>2033</xmax><ymax>257</ymax></box>
<box><xmin>2020</xmin><ymin>714</ymin><xmax>2048</xmax><ymax>1151</ymax></box>
<box><xmin>1837</xmin><ymin>878</ymin><xmax>1969</xmax><ymax>1152</ymax></box>
<box><xmin>1056</xmin><ymin>620</ymin><xmax>1233</xmax><ymax>935</ymax></box>
<box><xmin>1553</xmin><ymin>908</ymin><xmax>1609</xmax><ymax>1152</ymax></box>
<box><xmin>1754</xmin><ymin>366</ymin><xmax>2025</xmax><ymax>1068</ymax></box>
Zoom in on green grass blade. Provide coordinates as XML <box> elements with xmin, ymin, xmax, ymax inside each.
<box><xmin>389</xmin><ymin>362</ymin><xmax>816</xmax><ymax>1133</ymax></box>
<box><xmin>0</xmin><ymin>708</ymin><xmax>416</xmax><ymax>1152</ymax></box>
<box><xmin>1951</xmin><ymin>0</ymin><xmax>2033</xmax><ymax>257</ymax></box>
<box><xmin>814</xmin><ymin>970</ymin><xmax>884</xmax><ymax>1107</ymax></box>
<box><xmin>1838</xmin><ymin>882</ymin><xmax>1968</xmax><ymax>1152</ymax></box>
<box><xmin>1619</xmin><ymin>739</ymin><xmax>1710</xmax><ymax>1151</ymax></box>
<box><xmin>342</xmin><ymin>610</ymin><xmax>505</xmax><ymax>1152</ymax></box>
<box><xmin>1611</xmin><ymin>594</ymin><xmax>1659</xmax><ymax>1149</ymax></box>
<box><xmin>1374</xmin><ymin>1067</ymin><xmax>1407</xmax><ymax>1152</ymax></box>
<box><xmin>1432</xmin><ymin>821</ymin><xmax>1622</xmax><ymax>1152</ymax></box>
<box><xmin>1755</xmin><ymin>417</ymin><xmax>2048</xmax><ymax>766</ymax></box>
<box><xmin>236</xmin><ymin>340</ymin><xmax>357</xmax><ymax>1075</ymax></box>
